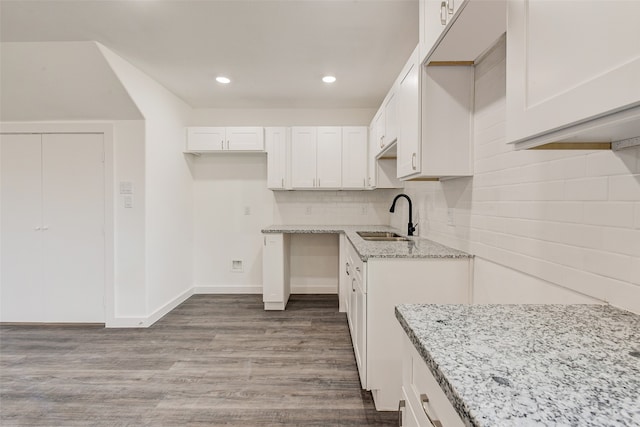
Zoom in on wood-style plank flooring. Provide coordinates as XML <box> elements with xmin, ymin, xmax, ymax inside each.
<box><xmin>0</xmin><ymin>294</ymin><xmax>396</xmax><ymax>426</ymax></box>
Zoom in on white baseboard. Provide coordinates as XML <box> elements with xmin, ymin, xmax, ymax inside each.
<box><xmin>290</xmin><ymin>285</ymin><xmax>337</xmax><ymax>294</ymax></box>
<box><xmin>106</xmin><ymin>287</ymin><xmax>194</xmax><ymax>328</ymax></box>
<box><xmin>194</xmin><ymin>284</ymin><xmax>262</xmax><ymax>294</ymax></box>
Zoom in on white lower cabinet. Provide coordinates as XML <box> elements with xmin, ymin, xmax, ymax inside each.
<box><xmin>401</xmin><ymin>333</ymin><xmax>465</xmax><ymax>427</ymax></box>
<box><xmin>342</xmin><ymin>238</ymin><xmax>471</xmax><ymax>411</ymax></box>
<box><xmin>262</xmin><ymin>233</ymin><xmax>290</xmax><ymax>310</ymax></box>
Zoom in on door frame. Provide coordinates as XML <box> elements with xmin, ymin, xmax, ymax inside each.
<box><xmin>0</xmin><ymin>122</ymin><xmax>114</xmax><ymax>324</ymax></box>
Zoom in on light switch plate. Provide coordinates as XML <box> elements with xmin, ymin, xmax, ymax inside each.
<box><xmin>119</xmin><ymin>181</ymin><xmax>134</xmax><ymax>194</ymax></box>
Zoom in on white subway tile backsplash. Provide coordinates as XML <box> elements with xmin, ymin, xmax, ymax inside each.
<box><xmin>586</xmin><ymin>150</ymin><xmax>638</xmax><ymax>176</ymax></box>
<box><xmin>602</xmin><ymin>227</ymin><xmax>640</xmax><ymax>258</ymax></box>
<box><xmin>608</xmin><ymin>174</ymin><xmax>640</xmax><ymax>200</ymax></box>
<box><xmin>518</xmin><ymin>201</ymin><xmax>584</xmax><ymax>223</ymax></box>
<box><xmin>564</xmin><ymin>177</ymin><xmax>608</xmax><ymax>201</ymax></box>
<box><xmin>582</xmin><ymin>248</ymin><xmax>637</xmax><ymax>285</ymax></box>
<box><xmin>583</xmin><ymin>202</ymin><xmax>635</xmax><ymax>228</ymax></box>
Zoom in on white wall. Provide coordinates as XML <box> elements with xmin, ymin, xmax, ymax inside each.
<box><xmin>191</xmin><ymin>108</ymin><xmax>376</xmax><ymax>127</ymax></box>
<box><xmin>398</xmin><ymin>37</ymin><xmax>640</xmax><ymax>313</ymax></box>
<box><xmin>0</xmin><ymin>42</ymin><xmax>142</xmax><ymax>121</ymax></box>
<box><xmin>100</xmin><ymin>44</ymin><xmax>195</xmax><ymax>322</ymax></box>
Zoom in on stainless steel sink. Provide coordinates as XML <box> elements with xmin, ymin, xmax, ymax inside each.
<box><xmin>357</xmin><ymin>231</ymin><xmax>410</xmax><ymax>242</ymax></box>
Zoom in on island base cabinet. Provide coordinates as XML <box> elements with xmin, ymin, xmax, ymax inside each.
<box><xmin>367</xmin><ymin>258</ymin><xmax>470</xmax><ymax>411</ymax></box>
<box><xmin>401</xmin><ymin>333</ymin><xmax>465</xmax><ymax>427</ymax></box>
<box><xmin>262</xmin><ymin>233</ymin><xmax>290</xmax><ymax>310</ymax></box>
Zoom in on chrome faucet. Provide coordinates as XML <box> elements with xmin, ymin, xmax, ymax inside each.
<box><xmin>389</xmin><ymin>193</ymin><xmax>416</xmax><ymax>236</ymax></box>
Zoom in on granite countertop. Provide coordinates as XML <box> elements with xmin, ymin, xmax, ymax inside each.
<box><xmin>261</xmin><ymin>224</ymin><xmax>472</xmax><ymax>261</ymax></box>
<box><xmin>395</xmin><ymin>304</ymin><xmax>640</xmax><ymax>427</ymax></box>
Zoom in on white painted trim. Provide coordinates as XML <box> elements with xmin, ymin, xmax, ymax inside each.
<box><xmin>107</xmin><ymin>286</ymin><xmax>194</xmax><ymax>328</ymax></box>
<box><xmin>290</xmin><ymin>285</ymin><xmax>338</xmax><ymax>294</ymax></box>
<box><xmin>0</xmin><ymin>121</ymin><xmax>116</xmax><ymax>326</ymax></box>
<box><xmin>194</xmin><ymin>284</ymin><xmax>262</xmax><ymax>294</ymax></box>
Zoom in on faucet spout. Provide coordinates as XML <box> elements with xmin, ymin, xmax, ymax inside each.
<box><xmin>389</xmin><ymin>193</ymin><xmax>416</xmax><ymax>236</ymax></box>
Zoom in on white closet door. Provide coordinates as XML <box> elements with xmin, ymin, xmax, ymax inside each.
<box><xmin>41</xmin><ymin>134</ymin><xmax>105</xmax><ymax>322</ymax></box>
<box><xmin>1</xmin><ymin>134</ymin><xmax>45</xmax><ymax>321</ymax></box>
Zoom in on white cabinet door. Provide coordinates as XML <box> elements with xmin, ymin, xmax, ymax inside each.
<box><xmin>186</xmin><ymin>127</ymin><xmax>225</xmax><ymax>151</ymax></box>
<box><xmin>226</xmin><ymin>127</ymin><xmax>264</xmax><ymax>151</ymax></box>
<box><xmin>354</xmin><ymin>279</ymin><xmax>367</xmax><ymax>388</ymax></box>
<box><xmin>1</xmin><ymin>134</ymin><xmax>45</xmax><ymax>321</ymax></box>
<box><xmin>396</xmin><ymin>48</ymin><xmax>421</xmax><ymax>179</ymax></box>
<box><xmin>373</xmin><ymin>109</ymin><xmax>386</xmax><ymax>154</ymax></box>
<box><xmin>506</xmin><ymin>0</ymin><xmax>640</xmax><ymax>145</ymax></box>
<box><xmin>384</xmin><ymin>91</ymin><xmax>398</xmax><ymax>146</ymax></box>
<box><xmin>341</xmin><ymin>127</ymin><xmax>368</xmax><ymax>189</ymax></box>
<box><xmin>265</xmin><ymin>127</ymin><xmax>288</xmax><ymax>189</ymax></box>
<box><xmin>367</xmin><ymin>124</ymin><xmax>377</xmax><ymax>188</ymax></box>
<box><xmin>291</xmin><ymin>127</ymin><xmax>317</xmax><ymax>188</ymax></box>
<box><xmin>41</xmin><ymin>134</ymin><xmax>104</xmax><ymax>322</ymax></box>
<box><xmin>316</xmin><ymin>126</ymin><xmax>342</xmax><ymax>189</ymax></box>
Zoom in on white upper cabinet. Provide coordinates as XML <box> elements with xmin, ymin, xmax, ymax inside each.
<box><xmin>291</xmin><ymin>127</ymin><xmax>318</xmax><ymax>188</ymax></box>
<box><xmin>419</xmin><ymin>0</ymin><xmax>506</xmax><ymax>65</ymax></box>
<box><xmin>186</xmin><ymin>127</ymin><xmax>226</xmax><ymax>151</ymax></box>
<box><xmin>506</xmin><ymin>0</ymin><xmax>640</xmax><ymax>148</ymax></box>
<box><xmin>396</xmin><ymin>46</ymin><xmax>474</xmax><ymax>180</ymax></box>
<box><xmin>341</xmin><ymin>127</ymin><xmax>368</xmax><ymax>190</ymax></box>
<box><xmin>419</xmin><ymin>64</ymin><xmax>474</xmax><ymax>178</ymax></box>
<box><xmin>316</xmin><ymin>127</ymin><xmax>343</xmax><ymax>189</ymax></box>
<box><xmin>225</xmin><ymin>127</ymin><xmax>264</xmax><ymax>151</ymax></box>
<box><xmin>396</xmin><ymin>47</ymin><xmax>421</xmax><ymax>179</ymax></box>
<box><xmin>185</xmin><ymin>127</ymin><xmax>264</xmax><ymax>152</ymax></box>
<box><xmin>291</xmin><ymin>127</ymin><xmax>342</xmax><ymax>189</ymax></box>
<box><xmin>265</xmin><ymin>127</ymin><xmax>289</xmax><ymax>190</ymax></box>
<box><xmin>383</xmin><ymin>92</ymin><xmax>398</xmax><ymax>147</ymax></box>
<box><xmin>371</xmin><ymin>86</ymin><xmax>399</xmax><ymax>156</ymax></box>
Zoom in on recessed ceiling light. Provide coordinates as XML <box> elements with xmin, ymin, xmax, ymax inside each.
<box><xmin>216</xmin><ymin>76</ymin><xmax>231</xmax><ymax>84</ymax></box>
<box><xmin>322</xmin><ymin>75</ymin><xmax>336</xmax><ymax>83</ymax></box>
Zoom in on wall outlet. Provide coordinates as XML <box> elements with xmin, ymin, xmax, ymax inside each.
<box><xmin>244</xmin><ymin>206</ymin><xmax>251</xmax><ymax>215</ymax></box>
<box><xmin>305</xmin><ymin>206</ymin><xmax>312</xmax><ymax>215</ymax></box>
<box><xmin>361</xmin><ymin>205</ymin><xmax>368</xmax><ymax>215</ymax></box>
<box><xmin>447</xmin><ymin>208</ymin><xmax>455</xmax><ymax>226</ymax></box>
<box><xmin>231</xmin><ymin>260</ymin><xmax>243</xmax><ymax>272</ymax></box>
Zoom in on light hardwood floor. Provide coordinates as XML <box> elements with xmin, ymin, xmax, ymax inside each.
<box><xmin>0</xmin><ymin>294</ymin><xmax>396</xmax><ymax>426</ymax></box>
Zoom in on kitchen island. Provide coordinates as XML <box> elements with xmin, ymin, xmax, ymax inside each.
<box><xmin>395</xmin><ymin>304</ymin><xmax>640</xmax><ymax>426</ymax></box>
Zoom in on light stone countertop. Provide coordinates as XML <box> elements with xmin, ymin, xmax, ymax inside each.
<box><xmin>395</xmin><ymin>304</ymin><xmax>640</xmax><ymax>427</ymax></box>
<box><xmin>261</xmin><ymin>224</ymin><xmax>472</xmax><ymax>261</ymax></box>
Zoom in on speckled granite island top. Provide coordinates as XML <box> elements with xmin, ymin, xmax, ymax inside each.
<box><xmin>395</xmin><ymin>304</ymin><xmax>640</xmax><ymax>427</ymax></box>
<box><xmin>261</xmin><ymin>225</ymin><xmax>471</xmax><ymax>260</ymax></box>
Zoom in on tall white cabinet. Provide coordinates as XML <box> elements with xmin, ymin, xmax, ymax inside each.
<box><xmin>1</xmin><ymin>133</ymin><xmax>105</xmax><ymax>323</ymax></box>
